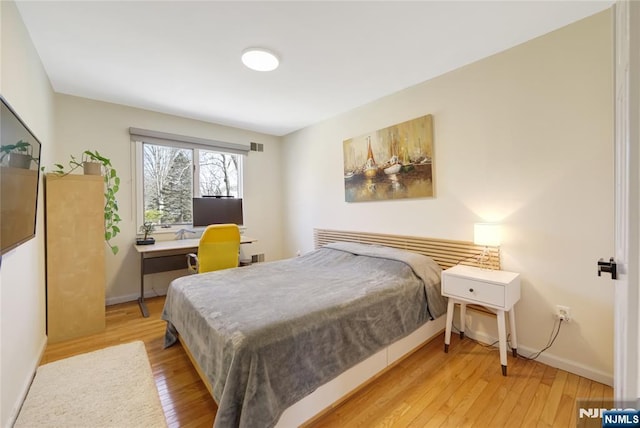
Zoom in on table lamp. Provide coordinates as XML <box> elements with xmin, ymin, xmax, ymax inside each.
<box><xmin>474</xmin><ymin>223</ymin><xmax>501</xmax><ymax>269</ymax></box>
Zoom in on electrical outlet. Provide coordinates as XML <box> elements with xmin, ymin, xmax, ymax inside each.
<box><xmin>555</xmin><ymin>305</ymin><xmax>571</xmax><ymax>322</ymax></box>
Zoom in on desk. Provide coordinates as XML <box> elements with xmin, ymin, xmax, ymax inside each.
<box><xmin>134</xmin><ymin>236</ymin><xmax>256</xmax><ymax>317</ymax></box>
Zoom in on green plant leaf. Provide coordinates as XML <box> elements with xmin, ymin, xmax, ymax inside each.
<box><xmin>57</xmin><ymin>150</ymin><xmax>121</xmax><ymax>256</ymax></box>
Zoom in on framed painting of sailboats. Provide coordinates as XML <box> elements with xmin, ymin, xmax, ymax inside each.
<box><xmin>343</xmin><ymin>114</ymin><xmax>434</xmax><ymax>203</ymax></box>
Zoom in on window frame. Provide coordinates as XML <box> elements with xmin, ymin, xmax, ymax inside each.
<box><xmin>134</xmin><ymin>139</ymin><xmax>244</xmax><ymax>234</ymax></box>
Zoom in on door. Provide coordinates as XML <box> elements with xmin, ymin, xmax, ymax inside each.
<box><xmin>614</xmin><ymin>0</ymin><xmax>639</xmax><ymax>402</ymax></box>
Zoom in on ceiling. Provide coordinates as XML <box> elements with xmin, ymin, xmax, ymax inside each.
<box><xmin>15</xmin><ymin>1</ymin><xmax>612</xmax><ymax>137</ymax></box>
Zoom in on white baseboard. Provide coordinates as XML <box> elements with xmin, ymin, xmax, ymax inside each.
<box><xmin>8</xmin><ymin>335</ymin><xmax>47</xmax><ymax>427</ymax></box>
<box><xmin>465</xmin><ymin>329</ymin><xmax>613</xmax><ymax>386</ymax></box>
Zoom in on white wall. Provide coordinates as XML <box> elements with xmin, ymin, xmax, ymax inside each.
<box><xmin>1</xmin><ymin>3</ymin><xmax>284</xmax><ymax>422</ymax></box>
<box><xmin>282</xmin><ymin>11</ymin><xmax>615</xmax><ymax>383</ymax></box>
<box><xmin>0</xmin><ymin>1</ymin><xmax>56</xmax><ymax>426</ymax></box>
<box><xmin>54</xmin><ymin>94</ymin><xmax>284</xmax><ymax>301</ymax></box>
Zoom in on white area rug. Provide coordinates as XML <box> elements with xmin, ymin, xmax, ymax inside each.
<box><xmin>15</xmin><ymin>341</ymin><xmax>167</xmax><ymax>427</ymax></box>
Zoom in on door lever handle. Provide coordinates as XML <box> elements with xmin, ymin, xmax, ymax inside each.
<box><xmin>597</xmin><ymin>257</ymin><xmax>617</xmax><ymax>280</ymax></box>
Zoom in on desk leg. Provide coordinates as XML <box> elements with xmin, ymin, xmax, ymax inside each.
<box><xmin>444</xmin><ymin>299</ymin><xmax>455</xmax><ymax>353</ymax></box>
<box><xmin>139</xmin><ymin>254</ymin><xmax>149</xmax><ymax>318</ymax></box>
<box><xmin>497</xmin><ymin>309</ymin><xmax>507</xmax><ymax>376</ymax></box>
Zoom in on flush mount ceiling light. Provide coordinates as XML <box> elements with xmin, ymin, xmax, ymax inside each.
<box><xmin>241</xmin><ymin>48</ymin><xmax>279</xmax><ymax>72</ymax></box>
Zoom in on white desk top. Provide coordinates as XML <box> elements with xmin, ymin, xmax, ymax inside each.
<box><xmin>134</xmin><ymin>236</ymin><xmax>256</xmax><ymax>254</ymax></box>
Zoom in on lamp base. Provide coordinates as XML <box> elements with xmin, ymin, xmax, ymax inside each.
<box><xmin>478</xmin><ymin>247</ymin><xmax>499</xmax><ymax>270</ymax></box>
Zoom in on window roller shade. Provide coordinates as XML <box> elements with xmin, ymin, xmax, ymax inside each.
<box><xmin>129</xmin><ymin>127</ymin><xmax>250</xmax><ymax>155</ymax></box>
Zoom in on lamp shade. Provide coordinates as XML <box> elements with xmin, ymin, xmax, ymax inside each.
<box><xmin>474</xmin><ymin>223</ymin><xmax>501</xmax><ymax>247</ymax></box>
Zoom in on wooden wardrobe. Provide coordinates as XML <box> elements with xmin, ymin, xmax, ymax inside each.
<box><xmin>45</xmin><ymin>174</ymin><xmax>105</xmax><ymax>343</ymax></box>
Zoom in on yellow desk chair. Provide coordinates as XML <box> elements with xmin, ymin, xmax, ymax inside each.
<box><xmin>186</xmin><ymin>224</ymin><xmax>241</xmax><ymax>273</ymax></box>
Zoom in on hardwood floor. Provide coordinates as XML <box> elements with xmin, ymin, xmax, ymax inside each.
<box><xmin>42</xmin><ymin>297</ymin><xmax>613</xmax><ymax>427</ymax></box>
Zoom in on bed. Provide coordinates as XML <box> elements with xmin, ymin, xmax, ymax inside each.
<box><xmin>162</xmin><ymin>229</ymin><xmax>499</xmax><ymax>427</ymax></box>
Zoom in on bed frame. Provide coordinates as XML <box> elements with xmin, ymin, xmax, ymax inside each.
<box><xmin>314</xmin><ymin>228</ymin><xmax>500</xmax><ymax>271</ymax></box>
<box><xmin>179</xmin><ymin>229</ymin><xmax>500</xmax><ymax>427</ymax></box>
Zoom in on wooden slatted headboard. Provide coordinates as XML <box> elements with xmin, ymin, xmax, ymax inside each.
<box><xmin>314</xmin><ymin>228</ymin><xmax>500</xmax><ymax>270</ymax></box>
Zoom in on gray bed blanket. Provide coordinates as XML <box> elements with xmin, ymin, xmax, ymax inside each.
<box><xmin>162</xmin><ymin>242</ymin><xmax>446</xmax><ymax>428</ymax></box>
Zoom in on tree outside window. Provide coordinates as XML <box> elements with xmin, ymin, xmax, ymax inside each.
<box><xmin>142</xmin><ymin>143</ymin><xmax>240</xmax><ymax>227</ymax></box>
<box><xmin>199</xmin><ymin>149</ymin><xmax>239</xmax><ymax>197</ymax></box>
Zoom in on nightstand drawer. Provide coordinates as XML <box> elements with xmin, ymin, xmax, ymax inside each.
<box><xmin>443</xmin><ymin>276</ymin><xmax>505</xmax><ymax>307</ymax></box>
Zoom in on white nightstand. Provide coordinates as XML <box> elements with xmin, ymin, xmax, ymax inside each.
<box><xmin>441</xmin><ymin>264</ymin><xmax>521</xmax><ymax>376</ymax></box>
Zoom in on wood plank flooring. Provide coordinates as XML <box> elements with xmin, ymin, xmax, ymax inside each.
<box><xmin>41</xmin><ymin>297</ymin><xmax>613</xmax><ymax>427</ymax></box>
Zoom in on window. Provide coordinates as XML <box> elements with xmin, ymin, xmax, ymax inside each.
<box><xmin>198</xmin><ymin>148</ymin><xmax>240</xmax><ymax>197</ymax></box>
<box><xmin>131</xmin><ymin>128</ymin><xmax>248</xmax><ymax>231</ymax></box>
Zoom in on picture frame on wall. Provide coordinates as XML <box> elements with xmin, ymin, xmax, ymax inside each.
<box><xmin>343</xmin><ymin>114</ymin><xmax>434</xmax><ymax>203</ymax></box>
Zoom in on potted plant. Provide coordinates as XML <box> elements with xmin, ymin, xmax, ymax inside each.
<box><xmin>137</xmin><ymin>222</ymin><xmax>156</xmax><ymax>245</ymax></box>
<box><xmin>51</xmin><ymin>150</ymin><xmax>122</xmax><ymax>255</ymax></box>
<box><xmin>1</xmin><ymin>140</ymin><xmax>34</xmax><ymax>169</ymax></box>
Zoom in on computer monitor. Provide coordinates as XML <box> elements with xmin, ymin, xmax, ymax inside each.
<box><xmin>192</xmin><ymin>197</ymin><xmax>243</xmax><ymax>227</ymax></box>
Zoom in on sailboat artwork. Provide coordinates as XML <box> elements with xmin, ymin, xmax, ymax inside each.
<box><xmin>343</xmin><ymin>114</ymin><xmax>434</xmax><ymax>202</ymax></box>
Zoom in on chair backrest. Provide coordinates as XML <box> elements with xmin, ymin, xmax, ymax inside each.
<box><xmin>197</xmin><ymin>224</ymin><xmax>241</xmax><ymax>273</ymax></box>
